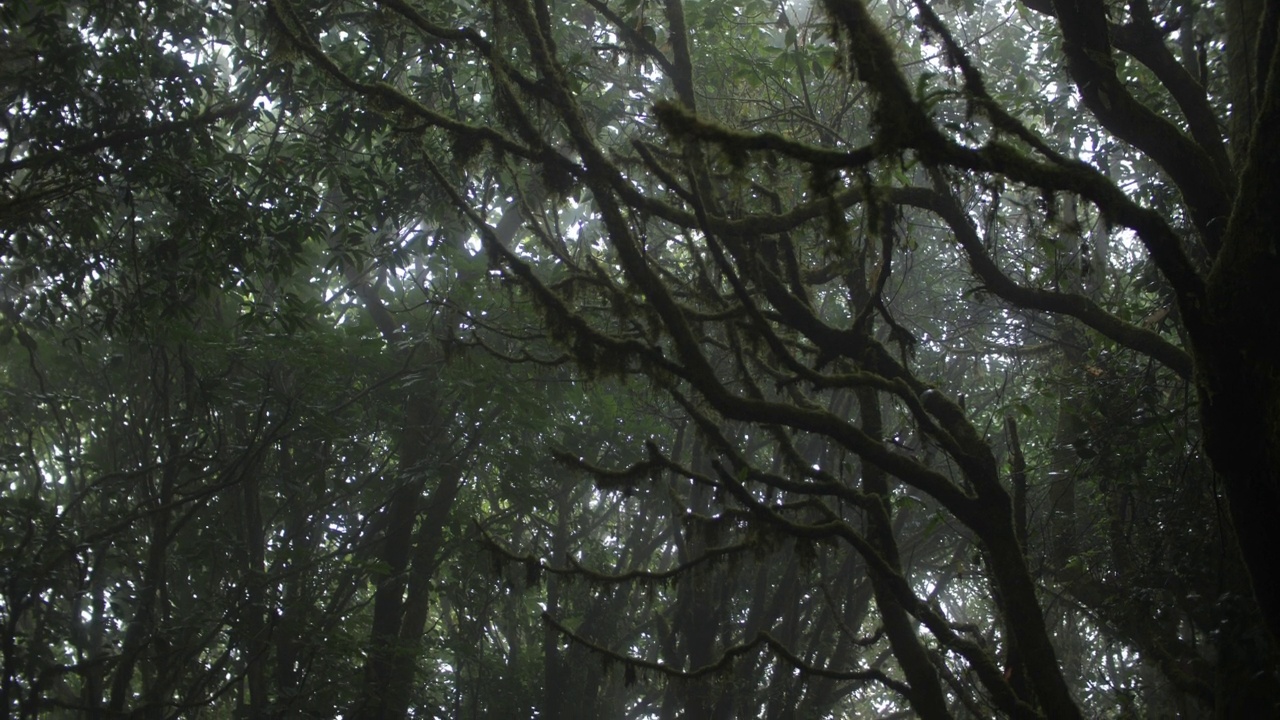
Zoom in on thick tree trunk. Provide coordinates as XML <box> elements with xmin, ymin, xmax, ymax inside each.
<box><xmin>377</xmin><ymin>455</ymin><xmax>465</xmax><ymax>719</ymax></box>
<box><xmin>1223</xmin><ymin>0</ymin><xmax>1269</xmax><ymax>157</ymax></box>
<box><xmin>669</xmin><ymin>444</ymin><xmax>726</xmax><ymax>719</ymax></box>
<box><xmin>1197</xmin><ymin>362</ymin><xmax>1280</xmax><ymax>640</ymax></box>
<box><xmin>1198</xmin><ymin>12</ymin><xmax>1280</xmax><ymax>644</ymax></box>
<box><xmin>353</xmin><ymin>401</ymin><xmax>445</xmax><ymax>720</ymax></box>
<box><xmin>109</xmin><ymin>435</ymin><xmax>177</xmax><ymax>717</ymax></box>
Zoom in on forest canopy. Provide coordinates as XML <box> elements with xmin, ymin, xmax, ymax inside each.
<box><xmin>2</xmin><ymin>0</ymin><xmax>1279</xmax><ymax>717</ymax></box>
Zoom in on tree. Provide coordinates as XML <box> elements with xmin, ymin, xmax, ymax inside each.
<box><xmin>0</xmin><ymin>2</ymin><xmax>527</xmax><ymax>716</ymax></box>
<box><xmin>255</xmin><ymin>0</ymin><xmax>1278</xmax><ymax>714</ymax></box>
<box><xmin>4</xmin><ymin>0</ymin><xmax>1279</xmax><ymax>716</ymax></box>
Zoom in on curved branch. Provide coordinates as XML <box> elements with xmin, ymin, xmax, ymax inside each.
<box><xmin>941</xmin><ymin>142</ymin><xmax>1207</xmax><ymax>327</ymax></box>
<box><xmin>541</xmin><ymin>612</ymin><xmax>912</xmax><ymax>692</ymax></box>
<box><xmin>897</xmin><ymin>183</ymin><xmax>1194</xmax><ymax>379</ymax></box>
<box><xmin>1109</xmin><ymin>11</ymin><xmax>1232</xmax><ymax>182</ymax></box>
<box><xmin>1047</xmin><ymin>0</ymin><xmax>1232</xmax><ymax>252</ymax></box>
<box><xmin>0</xmin><ymin>100</ymin><xmax>253</xmax><ymax>176</ymax></box>
<box><xmin>1019</xmin><ymin>0</ymin><xmax>1232</xmax><ymax>185</ymax></box>
<box><xmin>480</xmin><ymin>519</ymin><xmax>756</xmax><ymax>584</ymax></box>
<box><xmin>703</xmin><ymin>455</ymin><xmax>1043</xmax><ymax>719</ymax></box>
<box><xmin>653</xmin><ymin>100</ymin><xmax>880</xmax><ymax>169</ymax></box>
<box><xmin>266</xmin><ymin>0</ymin><xmax>537</xmax><ymax>160</ymax></box>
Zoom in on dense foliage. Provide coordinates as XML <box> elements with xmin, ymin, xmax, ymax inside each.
<box><xmin>2</xmin><ymin>0</ymin><xmax>1279</xmax><ymax>717</ymax></box>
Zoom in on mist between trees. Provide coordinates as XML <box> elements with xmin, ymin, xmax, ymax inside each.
<box><xmin>2</xmin><ymin>0</ymin><xmax>1279</xmax><ymax>717</ymax></box>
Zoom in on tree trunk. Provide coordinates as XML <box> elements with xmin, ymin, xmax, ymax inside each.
<box><xmin>855</xmin><ymin>387</ymin><xmax>952</xmax><ymax>720</ymax></box>
<box><xmin>1198</xmin><ymin>12</ymin><xmax>1280</xmax><ymax>644</ymax></box>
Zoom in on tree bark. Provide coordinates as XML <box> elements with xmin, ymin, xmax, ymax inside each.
<box><xmin>1196</xmin><ymin>10</ymin><xmax>1280</xmax><ymax>644</ymax></box>
<box><xmin>855</xmin><ymin>388</ymin><xmax>952</xmax><ymax>720</ymax></box>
